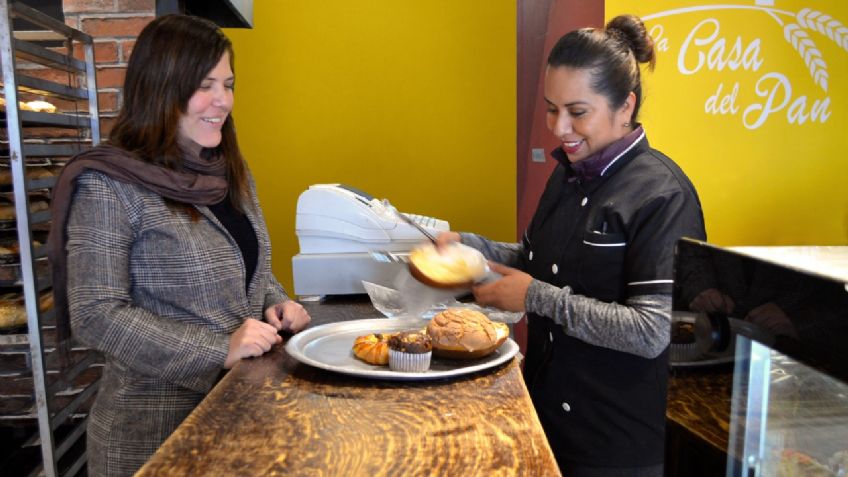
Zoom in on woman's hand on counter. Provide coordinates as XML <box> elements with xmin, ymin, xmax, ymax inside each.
<box><xmin>224</xmin><ymin>318</ymin><xmax>282</xmax><ymax>369</ymax></box>
<box><xmin>264</xmin><ymin>300</ymin><xmax>312</xmax><ymax>333</ymax></box>
<box><xmin>472</xmin><ymin>261</ymin><xmax>532</xmax><ymax>312</ymax></box>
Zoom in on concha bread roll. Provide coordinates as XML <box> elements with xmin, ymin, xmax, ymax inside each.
<box><xmin>427</xmin><ymin>308</ymin><xmax>509</xmax><ymax>359</ymax></box>
<box><xmin>408</xmin><ymin>242</ymin><xmax>486</xmax><ymax>289</ymax></box>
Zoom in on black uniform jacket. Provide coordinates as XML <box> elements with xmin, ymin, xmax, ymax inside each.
<box><xmin>521</xmin><ymin>135</ymin><xmax>706</xmax><ymax>468</ymax></box>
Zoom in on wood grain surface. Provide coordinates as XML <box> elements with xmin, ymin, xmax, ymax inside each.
<box><xmin>666</xmin><ymin>367</ymin><xmax>734</xmax><ymax>454</ymax></box>
<box><xmin>137</xmin><ymin>297</ymin><xmax>561</xmax><ymax>477</ymax></box>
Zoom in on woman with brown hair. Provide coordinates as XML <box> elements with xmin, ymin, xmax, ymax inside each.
<box><xmin>48</xmin><ymin>14</ymin><xmax>310</xmax><ymax>476</ymax></box>
<box><xmin>438</xmin><ymin>14</ymin><xmax>706</xmax><ymax>476</ymax></box>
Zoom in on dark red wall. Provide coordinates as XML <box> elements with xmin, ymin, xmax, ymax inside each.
<box><xmin>514</xmin><ymin>0</ymin><xmax>604</xmax><ymax>353</ymax></box>
<box><xmin>517</xmin><ymin>0</ymin><xmax>604</xmax><ymax>238</ymax></box>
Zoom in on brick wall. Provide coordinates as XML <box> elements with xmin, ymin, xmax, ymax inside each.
<box><xmin>62</xmin><ymin>0</ymin><xmax>155</xmax><ymax>139</ymax></box>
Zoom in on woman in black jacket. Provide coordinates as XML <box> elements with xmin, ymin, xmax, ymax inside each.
<box><xmin>439</xmin><ymin>14</ymin><xmax>706</xmax><ymax>476</ymax></box>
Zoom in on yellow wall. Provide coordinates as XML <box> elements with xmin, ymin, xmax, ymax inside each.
<box><xmin>606</xmin><ymin>0</ymin><xmax>848</xmax><ymax>246</ymax></box>
<box><xmin>225</xmin><ymin>1</ymin><xmax>516</xmax><ymax>293</ymax></box>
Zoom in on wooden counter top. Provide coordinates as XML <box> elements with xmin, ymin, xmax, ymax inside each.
<box><xmin>665</xmin><ymin>366</ymin><xmax>737</xmax><ymax>476</ymax></box>
<box><xmin>137</xmin><ymin>297</ymin><xmax>560</xmax><ymax>476</ymax></box>
<box><xmin>667</xmin><ymin>368</ymin><xmax>733</xmax><ymax>453</ymax></box>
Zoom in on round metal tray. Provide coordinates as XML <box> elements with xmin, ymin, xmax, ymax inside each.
<box><xmin>286</xmin><ymin>317</ymin><xmax>519</xmax><ymax>381</ymax></box>
<box><xmin>670</xmin><ymin>316</ymin><xmax>774</xmax><ymax>368</ymax></box>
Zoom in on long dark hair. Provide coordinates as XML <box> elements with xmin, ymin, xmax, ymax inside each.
<box><xmin>109</xmin><ymin>14</ymin><xmax>249</xmax><ymax>210</ymax></box>
<box><xmin>547</xmin><ymin>14</ymin><xmax>655</xmax><ymax>123</ymax></box>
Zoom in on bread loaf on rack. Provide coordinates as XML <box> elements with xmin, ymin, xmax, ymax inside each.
<box><xmin>0</xmin><ymin>290</ymin><xmax>53</xmax><ymax>329</ymax></box>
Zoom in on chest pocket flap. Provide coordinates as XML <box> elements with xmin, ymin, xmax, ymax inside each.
<box><xmin>579</xmin><ymin>231</ymin><xmax>627</xmax><ymax>302</ymax></box>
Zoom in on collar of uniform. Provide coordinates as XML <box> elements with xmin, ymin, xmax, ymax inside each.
<box><xmin>552</xmin><ymin>125</ymin><xmax>646</xmax><ymax>183</ymax></box>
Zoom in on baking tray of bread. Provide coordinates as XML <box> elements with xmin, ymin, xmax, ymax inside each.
<box><xmin>286</xmin><ymin>317</ymin><xmax>519</xmax><ymax>381</ymax></box>
<box><xmin>0</xmin><ymin>190</ymin><xmax>51</xmax><ymax>229</ymax></box>
<box><xmin>0</xmin><ymin>233</ymin><xmax>46</xmax><ymax>265</ymax></box>
<box><xmin>0</xmin><ymin>164</ymin><xmax>60</xmax><ymax>192</ymax></box>
<box><xmin>0</xmin><ymin>289</ymin><xmax>53</xmax><ymax>331</ymax></box>
<box><xmin>0</xmin><ymin>256</ymin><xmax>49</xmax><ymax>285</ymax></box>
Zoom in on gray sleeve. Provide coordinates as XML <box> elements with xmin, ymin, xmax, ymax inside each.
<box><xmin>264</xmin><ymin>274</ymin><xmax>290</xmax><ymax>311</ymax></box>
<box><xmin>525</xmin><ymin>280</ymin><xmax>671</xmax><ymax>358</ymax></box>
<box><xmin>66</xmin><ymin>172</ymin><xmax>229</xmax><ymax>393</ymax></box>
<box><xmin>459</xmin><ymin>232</ymin><xmax>523</xmax><ymax>267</ymax></box>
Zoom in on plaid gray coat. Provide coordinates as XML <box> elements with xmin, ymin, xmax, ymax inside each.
<box><xmin>65</xmin><ymin>169</ymin><xmax>289</xmax><ymax>477</ymax></box>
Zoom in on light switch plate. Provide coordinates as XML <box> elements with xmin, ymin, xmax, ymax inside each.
<box><xmin>531</xmin><ymin>148</ymin><xmax>546</xmax><ymax>163</ymax></box>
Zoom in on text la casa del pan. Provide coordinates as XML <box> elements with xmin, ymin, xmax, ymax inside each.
<box><xmin>648</xmin><ymin>10</ymin><xmax>842</xmax><ymax>129</ymax></box>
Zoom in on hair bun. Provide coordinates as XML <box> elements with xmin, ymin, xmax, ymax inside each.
<box><xmin>606</xmin><ymin>14</ymin><xmax>655</xmax><ymax>68</ymax></box>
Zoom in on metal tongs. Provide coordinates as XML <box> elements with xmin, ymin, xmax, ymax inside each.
<box><xmin>394</xmin><ymin>210</ymin><xmax>437</xmax><ymax>243</ymax></box>
<box><xmin>368</xmin><ymin>207</ymin><xmax>437</xmax><ymax>264</ymax></box>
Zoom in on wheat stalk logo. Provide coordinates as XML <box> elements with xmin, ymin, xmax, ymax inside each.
<box><xmin>784</xmin><ymin>8</ymin><xmax>848</xmax><ymax>93</ymax></box>
<box><xmin>644</xmin><ymin>4</ymin><xmax>848</xmax><ymax>94</ymax></box>
<box><xmin>796</xmin><ymin>8</ymin><xmax>848</xmax><ymax>51</ymax></box>
<box><xmin>783</xmin><ymin>23</ymin><xmax>827</xmax><ymax>91</ymax></box>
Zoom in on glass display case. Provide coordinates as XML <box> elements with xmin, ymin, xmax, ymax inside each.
<box><xmin>729</xmin><ymin>337</ymin><xmax>848</xmax><ymax>476</ymax></box>
<box><xmin>672</xmin><ymin>240</ymin><xmax>848</xmax><ymax>477</ymax></box>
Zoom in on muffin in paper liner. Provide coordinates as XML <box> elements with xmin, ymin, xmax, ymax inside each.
<box><xmin>387</xmin><ymin>330</ymin><xmax>432</xmax><ymax>372</ymax></box>
<box><xmin>670</xmin><ymin>342</ymin><xmax>703</xmax><ymax>362</ymax></box>
<box><xmin>388</xmin><ymin>349</ymin><xmax>432</xmax><ymax>372</ymax></box>
<box><xmin>669</xmin><ymin>313</ymin><xmax>712</xmax><ymax>363</ymax></box>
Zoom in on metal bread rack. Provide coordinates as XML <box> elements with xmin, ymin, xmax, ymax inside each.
<box><xmin>0</xmin><ymin>1</ymin><xmax>101</xmax><ymax>475</ymax></box>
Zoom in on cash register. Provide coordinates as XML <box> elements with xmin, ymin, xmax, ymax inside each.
<box><xmin>291</xmin><ymin>184</ymin><xmax>449</xmax><ymax>296</ymax></box>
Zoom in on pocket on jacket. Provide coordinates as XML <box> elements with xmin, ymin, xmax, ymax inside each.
<box><xmin>579</xmin><ymin>231</ymin><xmax>626</xmax><ymax>302</ymax></box>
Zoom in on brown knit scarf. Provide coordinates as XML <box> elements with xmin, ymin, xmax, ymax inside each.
<box><xmin>47</xmin><ymin>143</ymin><xmax>229</xmax><ymax>341</ymax></box>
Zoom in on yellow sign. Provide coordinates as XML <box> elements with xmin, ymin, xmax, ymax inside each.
<box><xmin>605</xmin><ymin>0</ymin><xmax>848</xmax><ymax>245</ymax></box>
